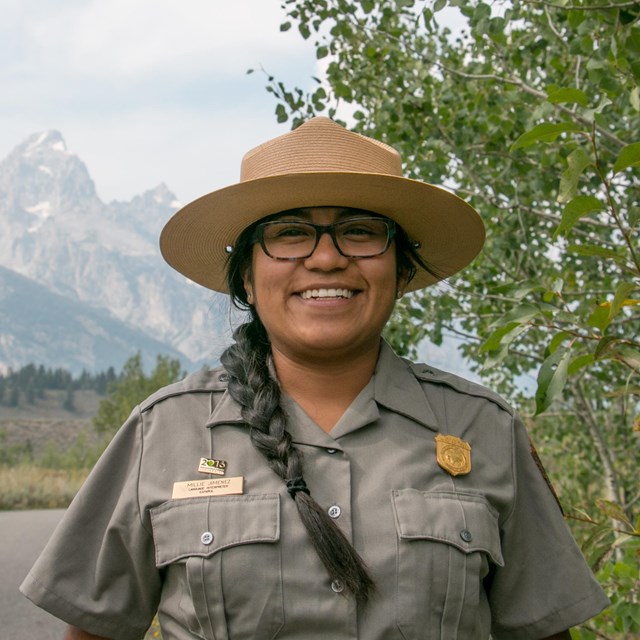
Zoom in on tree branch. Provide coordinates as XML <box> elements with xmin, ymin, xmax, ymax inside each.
<box><xmin>527</xmin><ymin>0</ymin><xmax>640</xmax><ymax>11</ymax></box>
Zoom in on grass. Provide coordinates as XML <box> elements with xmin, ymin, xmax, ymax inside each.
<box><xmin>0</xmin><ymin>464</ymin><xmax>89</xmax><ymax>510</ymax></box>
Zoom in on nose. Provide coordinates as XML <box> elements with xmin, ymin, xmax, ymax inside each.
<box><xmin>303</xmin><ymin>229</ymin><xmax>349</xmax><ymax>270</ymax></box>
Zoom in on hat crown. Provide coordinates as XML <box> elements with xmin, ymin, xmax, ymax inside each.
<box><xmin>240</xmin><ymin>116</ymin><xmax>403</xmax><ymax>182</ymax></box>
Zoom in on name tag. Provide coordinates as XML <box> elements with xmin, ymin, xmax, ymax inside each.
<box><xmin>172</xmin><ymin>476</ymin><xmax>244</xmax><ymax>499</ymax></box>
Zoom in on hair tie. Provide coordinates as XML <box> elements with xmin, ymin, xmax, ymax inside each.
<box><xmin>286</xmin><ymin>477</ymin><xmax>310</xmax><ymax>500</ymax></box>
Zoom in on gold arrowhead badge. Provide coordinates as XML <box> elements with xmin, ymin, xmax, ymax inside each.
<box><xmin>435</xmin><ymin>434</ymin><xmax>471</xmax><ymax>476</ymax></box>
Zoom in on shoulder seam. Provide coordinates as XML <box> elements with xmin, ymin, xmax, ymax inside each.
<box><xmin>410</xmin><ymin>363</ymin><xmax>513</xmax><ymax>415</ymax></box>
<box><xmin>140</xmin><ymin>386</ymin><xmax>224</xmax><ymax>413</ymax></box>
<box><xmin>139</xmin><ymin>368</ymin><xmax>229</xmax><ymax>412</ymax></box>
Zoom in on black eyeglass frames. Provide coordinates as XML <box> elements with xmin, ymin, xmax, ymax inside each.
<box><xmin>252</xmin><ymin>216</ymin><xmax>397</xmax><ymax>261</ymax></box>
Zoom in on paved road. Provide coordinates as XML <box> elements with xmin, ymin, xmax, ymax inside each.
<box><xmin>1</xmin><ymin>509</ymin><xmax>67</xmax><ymax>639</ymax></box>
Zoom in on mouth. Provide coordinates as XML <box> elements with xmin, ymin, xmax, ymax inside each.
<box><xmin>299</xmin><ymin>287</ymin><xmax>356</xmax><ymax>300</ymax></box>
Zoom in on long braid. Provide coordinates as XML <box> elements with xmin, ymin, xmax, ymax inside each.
<box><xmin>220</xmin><ymin>317</ymin><xmax>375</xmax><ymax>604</ymax></box>
<box><xmin>219</xmin><ymin>210</ymin><xmax>432</xmax><ymax>604</ymax></box>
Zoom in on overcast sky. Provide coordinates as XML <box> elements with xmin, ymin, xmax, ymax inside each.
<box><xmin>1</xmin><ymin>0</ymin><xmax>319</xmax><ymax>205</ymax></box>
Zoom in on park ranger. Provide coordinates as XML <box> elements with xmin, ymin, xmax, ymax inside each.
<box><xmin>22</xmin><ymin>117</ymin><xmax>609</xmax><ymax>639</ymax></box>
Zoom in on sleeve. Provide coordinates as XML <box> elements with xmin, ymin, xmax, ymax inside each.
<box><xmin>19</xmin><ymin>407</ymin><xmax>161</xmax><ymax>640</ymax></box>
<box><xmin>489</xmin><ymin>414</ymin><xmax>610</xmax><ymax>640</ymax></box>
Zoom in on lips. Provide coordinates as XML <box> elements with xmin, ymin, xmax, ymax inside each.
<box><xmin>299</xmin><ymin>287</ymin><xmax>355</xmax><ymax>300</ymax></box>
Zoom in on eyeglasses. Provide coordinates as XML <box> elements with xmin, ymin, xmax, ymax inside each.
<box><xmin>252</xmin><ymin>217</ymin><xmax>396</xmax><ymax>261</ymax></box>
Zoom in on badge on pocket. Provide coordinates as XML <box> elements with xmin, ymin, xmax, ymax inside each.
<box><xmin>435</xmin><ymin>434</ymin><xmax>471</xmax><ymax>476</ymax></box>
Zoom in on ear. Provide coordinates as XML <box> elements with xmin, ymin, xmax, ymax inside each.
<box><xmin>242</xmin><ymin>268</ymin><xmax>254</xmax><ymax>304</ymax></box>
<box><xmin>396</xmin><ymin>267</ymin><xmax>410</xmax><ymax>299</ymax></box>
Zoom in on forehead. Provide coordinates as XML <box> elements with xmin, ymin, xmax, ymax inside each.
<box><xmin>267</xmin><ymin>207</ymin><xmax>383</xmax><ymax>223</ymax></box>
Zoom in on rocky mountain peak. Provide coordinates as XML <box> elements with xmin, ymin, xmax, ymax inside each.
<box><xmin>20</xmin><ymin>130</ymin><xmax>69</xmax><ymax>157</ymax></box>
<box><xmin>0</xmin><ymin>130</ymin><xmax>99</xmax><ymax>217</ymax></box>
<box><xmin>0</xmin><ymin>130</ymin><xmax>227</xmax><ymax>374</ymax></box>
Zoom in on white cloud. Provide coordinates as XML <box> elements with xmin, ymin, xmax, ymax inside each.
<box><xmin>68</xmin><ymin>103</ymin><xmax>293</xmax><ymax>205</ymax></box>
<box><xmin>28</xmin><ymin>0</ymin><xmax>308</xmax><ymax>77</ymax></box>
<box><xmin>0</xmin><ymin>0</ymin><xmax>318</xmax><ymax>202</ymax></box>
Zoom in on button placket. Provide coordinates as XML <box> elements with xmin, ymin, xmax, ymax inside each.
<box><xmin>317</xmin><ymin>439</ymin><xmax>353</xmax><ymax>542</ymax></box>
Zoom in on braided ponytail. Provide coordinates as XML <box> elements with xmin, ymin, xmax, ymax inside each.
<box><xmin>221</xmin><ymin>219</ymin><xmax>377</xmax><ymax>604</ymax></box>
<box><xmin>220</xmin><ymin>319</ymin><xmax>374</xmax><ymax>603</ymax></box>
<box><xmin>219</xmin><ymin>211</ymin><xmax>439</xmax><ymax>602</ymax></box>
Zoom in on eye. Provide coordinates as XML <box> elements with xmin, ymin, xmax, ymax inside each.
<box><xmin>264</xmin><ymin>222</ymin><xmax>314</xmax><ymax>241</ymax></box>
<box><xmin>340</xmin><ymin>219</ymin><xmax>387</xmax><ymax>238</ymax></box>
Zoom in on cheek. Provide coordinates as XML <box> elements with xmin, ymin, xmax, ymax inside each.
<box><xmin>249</xmin><ymin>252</ymin><xmax>292</xmax><ymax>305</ymax></box>
<box><xmin>375</xmin><ymin>256</ymin><xmax>401</xmax><ymax>294</ymax></box>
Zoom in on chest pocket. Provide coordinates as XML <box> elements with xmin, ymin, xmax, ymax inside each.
<box><xmin>391</xmin><ymin>489</ymin><xmax>503</xmax><ymax>640</ymax></box>
<box><xmin>151</xmin><ymin>494</ymin><xmax>283</xmax><ymax>640</ymax></box>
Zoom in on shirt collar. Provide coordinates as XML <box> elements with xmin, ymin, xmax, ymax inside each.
<box><xmin>205</xmin><ymin>341</ymin><xmax>439</xmax><ymax>437</ymax></box>
<box><xmin>373</xmin><ymin>340</ymin><xmax>439</xmax><ymax>432</ymax></box>
<box><xmin>205</xmin><ymin>388</ymin><xmax>244</xmax><ymax>428</ymax></box>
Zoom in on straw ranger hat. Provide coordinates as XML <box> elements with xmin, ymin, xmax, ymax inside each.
<box><xmin>160</xmin><ymin>117</ymin><xmax>485</xmax><ymax>293</ymax></box>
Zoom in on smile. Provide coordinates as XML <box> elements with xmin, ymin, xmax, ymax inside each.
<box><xmin>299</xmin><ymin>288</ymin><xmax>355</xmax><ymax>300</ymax></box>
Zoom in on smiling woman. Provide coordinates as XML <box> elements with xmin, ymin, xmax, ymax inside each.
<box><xmin>20</xmin><ymin>118</ymin><xmax>608</xmax><ymax>640</ymax></box>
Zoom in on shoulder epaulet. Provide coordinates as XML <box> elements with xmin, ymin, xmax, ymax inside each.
<box><xmin>408</xmin><ymin>361</ymin><xmax>513</xmax><ymax>415</ymax></box>
<box><xmin>140</xmin><ymin>366</ymin><xmax>229</xmax><ymax>413</ymax></box>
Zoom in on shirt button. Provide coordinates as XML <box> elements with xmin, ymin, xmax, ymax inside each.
<box><xmin>460</xmin><ymin>529</ymin><xmax>473</xmax><ymax>543</ymax></box>
<box><xmin>201</xmin><ymin>531</ymin><xmax>214</xmax><ymax>545</ymax></box>
<box><xmin>326</xmin><ymin>448</ymin><xmax>338</xmax><ymax>454</ymax></box>
<box><xmin>331</xmin><ymin>579</ymin><xmax>345</xmax><ymax>593</ymax></box>
<box><xmin>327</xmin><ymin>505</ymin><xmax>341</xmax><ymax>519</ymax></box>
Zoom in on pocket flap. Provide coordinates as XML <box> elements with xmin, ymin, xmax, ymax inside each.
<box><xmin>392</xmin><ymin>489</ymin><xmax>504</xmax><ymax>566</ymax></box>
<box><xmin>150</xmin><ymin>494</ymin><xmax>280</xmax><ymax>567</ymax></box>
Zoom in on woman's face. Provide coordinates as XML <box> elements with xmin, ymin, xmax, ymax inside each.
<box><xmin>243</xmin><ymin>207</ymin><xmax>405</xmax><ymax>364</ymax></box>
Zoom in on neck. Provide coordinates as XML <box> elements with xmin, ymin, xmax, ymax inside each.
<box><xmin>271</xmin><ymin>341</ymin><xmax>381</xmax><ymax>432</ymax></box>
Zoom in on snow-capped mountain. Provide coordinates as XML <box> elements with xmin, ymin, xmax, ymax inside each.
<box><xmin>0</xmin><ymin>131</ymin><xmax>233</xmax><ymax>374</ymax></box>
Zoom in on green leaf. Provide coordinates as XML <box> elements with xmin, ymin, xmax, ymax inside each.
<box><xmin>542</xmin><ymin>278</ymin><xmax>564</xmax><ymax>303</ymax></box>
<box><xmin>613</xmin><ymin>142</ymin><xmax>640</xmax><ymax>174</ymax></box>
<box><xmin>481</xmin><ymin>322</ymin><xmax>528</xmax><ymax>353</ymax></box>
<box><xmin>488</xmin><ymin>303</ymin><xmax>540</xmax><ymax>329</ymax></box>
<box><xmin>595</xmin><ymin>335</ymin><xmax>620</xmax><ymax>359</ymax></box>
<box><xmin>618</xmin><ymin>346</ymin><xmax>640</xmax><ymax>369</ymax></box>
<box><xmin>280</xmin><ymin>21</ymin><xmax>292</xmax><ymax>32</ymax></box>
<box><xmin>481</xmin><ymin>344</ymin><xmax>510</xmax><ymax>370</ymax></box>
<box><xmin>558</xmin><ymin>148</ymin><xmax>593</xmax><ymax>204</ymax></box>
<box><xmin>492</xmin><ymin>281</ymin><xmax>541</xmax><ymax>300</ymax></box>
<box><xmin>568</xmin><ymin>353</ymin><xmax>595</xmax><ymax>375</ymax></box>
<box><xmin>434</xmin><ymin>0</ymin><xmax>447</xmax><ymax>11</ymax></box>
<box><xmin>551</xmin><ymin>278</ymin><xmax>564</xmax><ymax>295</ymax></box>
<box><xmin>567</xmin><ymin>244</ymin><xmax>625</xmax><ymax>264</ymax></box>
<box><xmin>510</xmin><ymin>122</ymin><xmax>584</xmax><ymax>151</ymax></box>
<box><xmin>595</xmin><ymin>499</ymin><xmax>632</xmax><ymax>527</ymax></box>
<box><xmin>275</xmin><ymin>103</ymin><xmax>288</xmax><ymax>124</ymax></box>
<box><xmin>588</xmin><ymin>302</ymin><xmax>611</xmax><ymax>332</ymax></box>
<box><xmin>610</xmin><ymin>282</ymin><xmax>636</xmax><ymax>321</ymax></box>
<box><xmin>361</xmin><ymin>0</ymin><xmax>375</xmax><ymax>13</ymax></box>
<box><xmin>631</xmin><ymin>86</ymin><xmax>640</xmax><ymax>112</ymax></box>
<box><xmin>554</xmin><ymin>196</ymin><xmax>603</xmax><ymax>239</ymax></box>
<box><xmin>547</xmin><ymin>87</ymin><xmax>589</xmax><ymax>107</ymax></box>
<box><xmin>535</xmin><ymin>347</ymin><xmax>572</xmax><ymax>415</ymax></box>
<box><xmin>316</xmin><ymin>45</ymin><xmax>329</xmax><ymax>59</ymax></box>
<box><xmin>548</xmin><ymin>331</ymin><xmax>572</xmax><ymax>354</ymax></box>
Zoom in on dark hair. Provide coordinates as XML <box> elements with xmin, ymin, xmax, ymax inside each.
<box><xmin>220</xmin><ymin>210</ymin><xmax>436</xmax><ymax>604</ymax></box>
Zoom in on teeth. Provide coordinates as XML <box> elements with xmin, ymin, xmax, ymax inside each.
<box><xmin>300</xmin><ymin>288</ymin><xmax>354</xmax><ymax>300</ymax></box>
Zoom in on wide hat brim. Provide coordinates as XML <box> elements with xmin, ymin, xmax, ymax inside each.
<box><xmin>160</xmin><ymin>171</ymin><xmax>485</xmax><ymax>293</ymax></box>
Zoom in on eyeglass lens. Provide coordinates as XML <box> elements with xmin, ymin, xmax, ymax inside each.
<box><xmin>260</xmin><ymin>217</ymin><xmax>393</xmax><ymax>259</ymax></box>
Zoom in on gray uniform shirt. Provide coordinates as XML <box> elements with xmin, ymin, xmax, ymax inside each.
<box><xmin>21</xmin><ymin>342</ymin><xmax>608</xmax><ymax>639</ymax></box>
